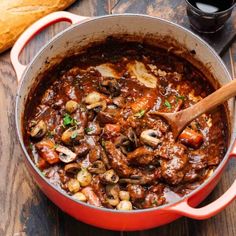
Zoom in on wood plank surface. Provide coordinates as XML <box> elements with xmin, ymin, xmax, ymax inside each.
<box><xmin>0</xmin><ymin>0</ymin><xmax>235</xmax><ymax>236</ymax></box>
<box><xmin>111</xmin><ymin>0</ymin><xmax>236</xmax><ymax>55</ymax></box>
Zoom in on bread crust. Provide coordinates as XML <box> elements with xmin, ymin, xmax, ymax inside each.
<box><xmin>0</xmin><ymin>0</ymin><xmax>76</xmax><ymax>53</ymax></box>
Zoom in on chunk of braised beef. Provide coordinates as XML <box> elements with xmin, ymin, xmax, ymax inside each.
<box><xmin>91</xmin><ymin>175</ymin><xmax>111</xmax><ymax>208</ymax></box>
<box><xmin>85</xmin><ymin>122</ymin><xmax>101</xmax><ymax>135</ymax></box>
<box><xmin>120</xmin><ymin>168</ymin><xmax>161</xmax><ymax>185</ymax></box>
<box><xmin>103</xmin><ymin>124</ymin><xmax>121</xmax><ymax>140</ymax></box>
<box><xmin>73</xmin><ymin>142</ymin><xmax>90</xmax><ymax>157</ymax></box>
<box><xmin>104</xmin><ymin>141</ymin><xmax>132</xmax><ymax>177</ymax></box>
<box><xmin>127</xmin><ymin>184</ymin><xmax>145</xmax><ymax>200</ymax></box>
<box><xmin>142</xmin><ymin>192</ymin><xmax>166</xmax><ymax>208</ymax></box>
<box><xmin>149</xmin><ymin>183</ymin><xmax>165</xmax><ymax>194</ymax></box>
<box><xmin>89</xmin><ymin>145</ymin><xmax>102</xmax><ymax>163</ymax></box>
<box><xmin>73</xmin><ymin>109</ymin><xmax>88</xmax><ymax>128</ymax></box>
<box><xmin>157</xmin><ymin>142</ymin><xmax>188</xmax><ymax>185</ymax></box>
<box><xmin>113</xmin><ymin>96</ymin><xmax>125</xmax><ymax>108</ymax></box>
<box><xmin>183</xmin><ymin>168</ymin><xmax>199</xmax><ymax>182</ymax></box>
<box><xmin>188</xmin><ymin>150</ymin><xmax>207</xmax><ymax>170</ymax></box>
<box><xmin>127</xmin><ymin>146</ymin><xmax>155</xmax><ymax>165</ymax></box>
<box><xmin>97</xmin><ymin>111</ymin><xmax>116</xmax><ymax>125</ymax></box>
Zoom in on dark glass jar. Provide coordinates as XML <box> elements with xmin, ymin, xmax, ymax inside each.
<box><xmin>185</xmin><ymin>0</ymin><xmax>235</xmax><ymax>33</ymax></box>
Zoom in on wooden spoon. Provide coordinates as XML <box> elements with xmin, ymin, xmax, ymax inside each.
<box><xmin>150</xmin><ymin>79</ymin><xmax>236</xmax><ymax>139</ymax></box>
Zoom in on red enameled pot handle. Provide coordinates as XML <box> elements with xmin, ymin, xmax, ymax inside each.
<box><xmin>10</xmin><ymin>11</ymin><xmax>88</xmax><ymax>81</ymax></box>
<box><xmin>165</xmin><ymin>139</ymin><xmax>236</xmax><ymax>219</ymax></box>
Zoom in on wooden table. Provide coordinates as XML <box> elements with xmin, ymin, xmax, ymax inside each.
<box><xmin>0</xmin><ymin>1</ymin><xmax>235</xmax><ymax>235</ymax></box>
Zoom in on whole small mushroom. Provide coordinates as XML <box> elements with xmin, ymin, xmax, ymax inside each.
<box><xmin>119</xmin><ymin>191</ymin><xmax>130</xmax><ymax>201</ymax></box>
<box><xmin>77</xmin><ymin>169</ymin><xmax>92</xmax><ymax>187</ymax></box>
<box><xmin>116</xmin><ymin>200</ymin><xmax>132</xmax><ymax>210</ymax></box>
<box><xmin>65</xmin><ymin>100</ymin><xmax>79</xmax><ymax>113</ymax></box>
<box><xmin>73</xmin><ymin>192</ymin><xmax>87</xmax><ymax>202</ymax></box>
<box><xmin>106</xmin><ymin>184</ymin><xmax>120</xmax><ymax>206</ymax></box>
<box><xmin>61</xmin><ymin>127</ymin><xmax>84</xmax><ymax>145</ymax></box>
<box><xmin>67</xmin><ymin>179</ymin><xmax>80</xmax><ymax>193</ymax></box>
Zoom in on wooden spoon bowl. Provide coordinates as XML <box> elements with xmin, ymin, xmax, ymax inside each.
<box><xmin>150</xmin><ymin>79</ymin><xmax>236</xmax><ymax>139</ymax></box>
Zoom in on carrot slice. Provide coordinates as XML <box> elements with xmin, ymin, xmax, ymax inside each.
<box><xmin>37</xmin><ymin>158</ymin><xmax>47</xmax><ymax>170</ymax></box>
<box><xmin>36</xmin><ymin>139</ymin><xmax>60</xmax><ymax>164</ymax></box>
<box><xmin>179</xmin><ymin>128</ymin><xmax>203</xmax><ymax>149</ymax></box>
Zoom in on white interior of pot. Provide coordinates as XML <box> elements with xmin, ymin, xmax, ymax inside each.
<box><xmin>17</xmin><ymin>14</ymin><xmax>234</xmax><ymax>144</ymax></box>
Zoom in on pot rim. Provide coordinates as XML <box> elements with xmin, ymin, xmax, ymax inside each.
<box><xmin>15</xmin><ymin>13</ymin><xmax>234</xmax><ymax>214</ymax></box>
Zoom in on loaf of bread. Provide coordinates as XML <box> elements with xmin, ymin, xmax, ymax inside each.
<box><xmin>0</xmin><ymin>0</ymin><xmax>76</xmax><ymax>53</ymax></box>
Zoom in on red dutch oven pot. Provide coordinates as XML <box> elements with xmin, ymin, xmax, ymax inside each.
<box><xmin>11</xmin><ymin>12</ymin><xmax>236</xmax><ymax>231</ymax></box>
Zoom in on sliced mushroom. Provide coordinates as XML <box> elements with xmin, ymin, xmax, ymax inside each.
<box><xmin>61</xmin><ymin>127</ymin><xmax>84</xmax><ymax>145</ymax></box>
<box><xmin>64</xmin><ymin>162</ymin><xmax>81</xmax><ymax>174</ymax></box>
<box><xmin>99</xmin><ymin>77</ymin><xmax>121</xmax><ymax>97</ymax></box>
<box><xmin>140</xmin><ymin>129</ymin><xmax>161</xmax><ymax>147</ymax></box>
<box><xmin>30</xmin><ymin>120</ymin><xmax>47</xmax><ymax>138</ymax></box>
<box><xmin>86</xmin><ymin>100</ymin><xmax>107</xmax><ymax>112</ymax></box>
<box><xmin>88</xmin><ymin>160</ymin><xmax>106</xmax><ymax>174</ymax></box>
<box><xmin>56</xmin><ymin>145</ymin><xmax>77</xmax><ymax>163</ymax></box>
<box><xmin>102</xmin><ymin>169</ymin><xmax>119</xmax><ymax>184</ymax></box>
<box><xmin>106</xmin><ymin>184</ymin><xmax>120</xmax><ymax>206</ymax></box>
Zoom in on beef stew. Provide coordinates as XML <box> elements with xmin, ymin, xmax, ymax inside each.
<box><xmin>23</xmin><ymin>38</ymin><xmax>228</xmax><ymax>210</ymax></box>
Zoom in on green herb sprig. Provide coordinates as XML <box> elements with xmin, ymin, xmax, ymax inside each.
<box><xmin>134</xmin><ymin>109</ymin><xmax>145</xmax><ymax>118</ymax></box>
<box><xmin>164</xmin><ymin>100</ymin><xmax>172</xmax><ymax>109</ymax></box>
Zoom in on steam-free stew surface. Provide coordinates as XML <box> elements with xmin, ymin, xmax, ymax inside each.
<box><xmin>24</xmin><ymin>39</ymin><xmax>227</xmax><ymax>210</ymax></box>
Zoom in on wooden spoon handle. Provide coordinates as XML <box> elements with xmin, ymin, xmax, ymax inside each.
<box><xmin>180</xmin><ymin>78</ymin><xmax>236</xmax><ymax>126</ymax></box>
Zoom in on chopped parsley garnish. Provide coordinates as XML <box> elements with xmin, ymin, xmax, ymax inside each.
<box><xmin>54</xmin><ymin>144</ymin><xmax>59</xmax><ymax>149</ymax></box>
<box><xmin>176</xmin><ymin>95</ymin><xmax>185</xmax><ymax>102</ymax></box>
<box><xmin>29</xmin><ymin>143</ymin><xmax>33</xmax><ymax>150</ymax></box>
<box><xmin>71</xmin><ymin>132</ymin><xmax>78</xmax><ymax>139</ymax></box>
<box><xmin>85</xmin><ymin>127</ymin><xmax>94</xmax><ymax>134</ymax></box>
<box><xmin>101</xmin><ymin>139</ymin><xmax>106</xmax><ymax>148</ymax></box>
<box><xmin>152</xmin><ymin>199</ymin><xmax>158</xmax><ymax>206</ymax></box>
<box><xmin>134</xmin><ymin>109</ymin><xmax>145</xmax><ymax>118</ymax></box>
<box><xmin>164</xmin><ymin>100</ymin><xmax>172</xmax><ymax>109</ymax></box>
<box><xmin>63</xmin><ymin>113</ymin><xmax>78</xmax><ymax>127</ymax></box>
<box><xmin>63</xmin><ymin>113</ymin><xmax>73</xmax><ymax>126</ymax></box>
<box><xmin>47</xmin><ymin>130</ymin><xmax>55</xmax><ymax>138</ymax></box>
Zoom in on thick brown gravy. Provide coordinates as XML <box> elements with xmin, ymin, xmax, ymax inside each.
<box><xmin>23</xmin><ymin>38</ymin><xmax>228</xmax><ymax>210</ymax></box>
